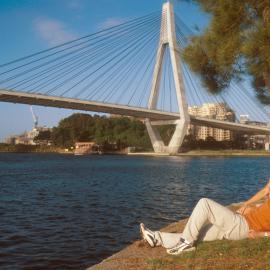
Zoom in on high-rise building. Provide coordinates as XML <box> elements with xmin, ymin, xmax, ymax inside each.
<box><xmin>188</xmin><ymin>103</ymin><xmax>235</xmax><ymax>141</ymax></box>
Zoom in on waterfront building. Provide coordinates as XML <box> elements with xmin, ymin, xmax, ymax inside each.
<box><xmin>74</xmin><ymin>142</ymin><xmax>97</xmax><ymax>155</ymax></box>
<box><xmin>239</xmin><ymin>115</ymin><xmax>269</xmax><ymax>149</ymax></box>
<box><xmin>5</xmin><ymin>126</ymin><xmax>51</xmax><ymax>145</ymax></box>
<box><xmin>188</xmin><ymin>103</ymin><xmax>235</xmax><ymax>141</ymax></box>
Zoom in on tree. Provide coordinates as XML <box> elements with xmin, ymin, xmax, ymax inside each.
<box><xmin>34</xmin><ymin>130</ymin><xmax>52</xmax><ymax>141</ymax></box>
<box><xmin>181</xmin><ymin>0</ymin><xmax>270</xmax><ymax>103</ymax></box>
<box><xmin>50</xmin><ymin>113</ymin><xmax>152</xmax><ymax>150</ymax></box>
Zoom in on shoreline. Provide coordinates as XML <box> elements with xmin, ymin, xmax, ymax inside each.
<box><xmin>87</xmin><ymin>202</ymin><xmax>243</xmax><ymax>270</ymax></box>
<box><xmin>1</xmin><ymin>149</ymin><xmax>270</xmax><ymax>157</ymax></box>
<box><xmin>128</xmin><ymin>150</ymin><xmax>270</xmax><ymax>157</ymax></box>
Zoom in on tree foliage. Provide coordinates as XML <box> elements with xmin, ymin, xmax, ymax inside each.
<box><xmin>49</xmin><ymin>113</ymin><xmax>152</xmax><ymax>150</ymax></box>
<box><xmin>182</xmin><ymin>0</ymin><xmax>270</xmax><ymax>103</ymax></box>
<box><xmin>34</xmin><ymin>113</ymin><xmax>256</xmax><ymax>151</ymax></box>
<box><xmin>34</xmin><ymin>130</ymin><xmax>52</xmax><ymax>141</ymax></box>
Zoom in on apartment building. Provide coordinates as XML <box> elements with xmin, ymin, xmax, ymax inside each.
<box><xmin>188</xmin><ymin>103</ymin><xmax>235</xmax><ymax>141</ymax></box>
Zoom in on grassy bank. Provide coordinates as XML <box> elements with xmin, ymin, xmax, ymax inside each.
<box><xmin>148</xmin><ymin>238</ymin><xmax>270</xmax><ymax>270</ymax></box>
<box><xmin>129</xmin><ymin>150</ymin><xmax>270</xmax><ymax>157</ymax></box>
<box><xmin>2</xmin><ymin>144</ymin><xmax>270</xmax><ymax>157</ymax></box>
<box><xmin>0</xmin><ymin>144</ymin><xmax>70</xmax><ymax>154</ymax></box>
<box><xmin>88</xmin><ymin>216</ymin><xmax>270</xmax><ymax>270</ymax></box>
<box><xmin>87</xmin><ymin>202</ymin><xmax>270</xmax><ymax>270</ymax></box>
<box><xmin>179</xmin><ymin>150</ymin><xmax>270</xmax><ymax>156</ymax></box>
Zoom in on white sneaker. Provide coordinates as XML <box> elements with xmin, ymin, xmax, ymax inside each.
<box><xmin>140</xmin><ymin>223</ymin><xmax>158</xmax><ymax>247</ymax></box>
<box><xmin>166</xmin><ymin>237</ymin><xmax>195</xmax><ymax>255</ymax></box>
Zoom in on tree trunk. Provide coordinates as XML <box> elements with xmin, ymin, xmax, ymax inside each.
<box><xmin>263</xmin><ymin>72</ymin><xmax>270</xmax><ymax>95</ymax></box>
<box><xmin>263</xmin><ymin>7</ymin><xmax>270</xmax><ymax>94</ymax></box>
<box><xmin>263</xmin><ymin>7</ymin><xmax>270</xmax><ymax>24</ymax></box>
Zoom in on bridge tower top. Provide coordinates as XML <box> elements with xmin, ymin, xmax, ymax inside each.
<box><xmin>148</xmin><ymin>1</ymin><xmax>188</xmax><ymax>117</ymax></box>
<box><xmin>160</xmin><ymin>1</ymin><xmax>177</xmax><ymax>45</ymax></box>
<box><xmin>146</xmin><ymin>0</ymin><xmax>190</xmax><ymax>154</ymax></box>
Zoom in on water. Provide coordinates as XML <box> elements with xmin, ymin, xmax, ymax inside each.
<box><xmin>0</xmin><ymin>153</ymin><xmax>269</xmax><ymax>270</ymax></box>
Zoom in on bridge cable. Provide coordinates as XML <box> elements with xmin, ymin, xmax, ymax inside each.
<box><xmin>29</xmin><ymin>17</ymin><xmax>160</xmax><ymax>96</ymax></box>
<box><xmin>127</xmin><ymin>48</ymin><xmax>158</xmax><ymax>106</ymax></box>
<box><xmin>106</xmin><ymin>30</ymin><xmax>159</xmax><ymax>104</ymax></box>
<box><xmin>92</xmin><ymin>27</ymin><xmax>159</xmax><ymax>103</ymax></box>
<box><xmin>175</xmin><ymin>14</ymin><xmax>270</xmax><ymax>123</ymax></box>
<box><xmin>0</xmin><ymin>11</ymin><xmax>160</xmax><ymax>69</ymax></box>
<box><xmin>5</xmin><ymin>18</ymin><xmax>158</xmax><ymax>91</ymax></box>
<box><xmin>41</xmin><ymin>18</ymin><xmax>159</xmax><ymax>97</ymax></box>
<box><xmin>70</xmin><ymin>19</ymin><xmax>160</xmax><ymax>100</ymax></box>
<box><xmin>0</xmin><ymin>14</ymin><xmax>160</xmax><ymax>87</ymax></box>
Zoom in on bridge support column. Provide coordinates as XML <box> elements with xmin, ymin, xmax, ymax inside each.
<box><xmin>167</xmin><ymin>120</ymin><xmax>189</xmax><ymax>154</ymax></box>
<box><xmin>265</xmin><ymin>135</ymin><xmax>270</xmax><ymax>151</ymax></box>
<box><xmin>145</xmin><ymin>119</ymin><xmax>165</xmax><ymax>152</ymax></box>
<box><xmin>146</xmin><ymin>1</ymin><xmax>190</xmax><ymax>155</ymax></box>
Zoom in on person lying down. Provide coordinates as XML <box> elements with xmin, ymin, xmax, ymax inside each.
<box><xmin>140</xmin><ymin>179</ymin><xmax>270</xmax><ymax>255</ymax></box>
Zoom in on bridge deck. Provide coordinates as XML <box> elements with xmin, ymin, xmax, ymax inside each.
<box><xmin>1</xmin><ymin>89</ymin><xmax>270</xmax><ymax>135</ymax></box>
<box><xmin>0</xmin><ymin>89</ymin><xmax>177</xmax><ymax>121</ymax></box>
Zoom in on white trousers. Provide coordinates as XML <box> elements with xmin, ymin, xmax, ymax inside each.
<box><xmin>154</xmin><ymin>198</ymin><xmax>249</xmax><ymax>249</ymax></box>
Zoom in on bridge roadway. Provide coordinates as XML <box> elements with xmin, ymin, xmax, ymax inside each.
<box><xmin>1</xmin><ymin>89</ymin><xmax>270</xmax><ymax>135</ymax></box>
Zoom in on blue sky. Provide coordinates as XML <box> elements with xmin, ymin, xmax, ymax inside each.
<box><xmin>0</xmin><ymin>0</ymin><xmax>209</xmax><ymax>141</ymax></box>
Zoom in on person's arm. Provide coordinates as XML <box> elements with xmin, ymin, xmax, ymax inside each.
<box><xmin>248</xmin><ymin>230</ymin><xmax>270</xmax><ymax>239</ymax></box>
<box><xmin>237</xmin><ymin>179</ymin><xmax>270</xmax><ymax>215</ymax></box>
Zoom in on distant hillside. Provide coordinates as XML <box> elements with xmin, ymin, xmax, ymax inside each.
<box><xmin>36</xmin><ymin>114</ymin><xmax>153</xmax><ymax>150</ymax></box>
<box><xmin>35</xmin><ymin>113</ymin><xmax>251</xmax><ymax>151</ymax></box>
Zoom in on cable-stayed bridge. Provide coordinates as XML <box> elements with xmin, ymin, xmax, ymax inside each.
<box><xmin>1</xmin><ymin>2</ymin><xmax>270</xmax><ymax>154</ymax></box>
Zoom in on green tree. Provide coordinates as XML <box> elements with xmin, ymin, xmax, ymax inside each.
<box><xmin>50</xmin><ymin>113</ymin><xmax>152</xmax><ymax>150</ymax></box>
<box><xmin>34</xmin><ymin>130</ymin><xmax>52</xmax><ymax>141</ymax></box>
<box><xmin>181</xmin><ymin>0</ymin><xmax>270</xmax><ymax>103</ymax></box>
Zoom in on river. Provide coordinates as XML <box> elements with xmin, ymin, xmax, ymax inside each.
<box><xmin>0</xmin><ymin>153</ymin><xmax>269</xmax><ymax>270</ymax></box>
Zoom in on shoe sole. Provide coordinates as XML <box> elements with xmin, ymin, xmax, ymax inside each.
<box><xmin>167</xmin><ymin>246</ymin><xmax>196</xmax><ymax>255</ymax></box>
<box><xmin>140</xmin><ymin>223</ymin><xmax>155</xmax><ymax>247</ymax></box>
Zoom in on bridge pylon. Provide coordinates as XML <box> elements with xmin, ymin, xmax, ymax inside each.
<box><xmin>146</xmin><ymin>1</ymin><xmax>190</xmax><ymax>154</ymax></box>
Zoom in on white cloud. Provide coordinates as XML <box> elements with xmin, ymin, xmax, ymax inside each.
<box><xmin>98</xmin><ymin>17</ymin><xmax>126</xmax><ymax>30</ymax></box>
<box><xmin>67</xmin><ymin>0</ymin><xmax>84</xmax><ymax>10</ymax></box>
<box><xmin>34</xmin><ymin>18</ymin><xmax>77</xmax><ymax>46</ymax></box>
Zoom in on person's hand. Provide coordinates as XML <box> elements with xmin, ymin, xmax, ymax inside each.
<box><xmin>248</xmin><ymin>230</ymin><xmax>257</xmax><ymax>239</ymax></box>
<box><xmin>236</xmin><ymin>205</ymin><xmax>247</xmax><ymax>215</ymax></box>
<box><xmin>267</xmin><ymin>179</ymin><xmax>270</xmax><ymax>199</ymax></box>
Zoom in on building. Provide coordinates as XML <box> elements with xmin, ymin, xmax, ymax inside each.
<box><xmin>5</xmin><ymin>126</ymin><xmax>51</xmax><ymax>145</ymax></box>
<box><xmin>239</xmin><ymin>115</ymin><xmax>249</xmax><ymax>124</ymax></box>
<box><xmin>239</xmin><ymin>115</ymin><xmax>269</xmax><ymax>149</ymax></box>
<box><xmin>74</xmin><ymin>142</ymin><xmax>96</xmax><ymax>155</ymax></box>
<box><xmin>188</xmin><ymin>103</ymin><xmax>235</xmax><ymax>141</ymax></box>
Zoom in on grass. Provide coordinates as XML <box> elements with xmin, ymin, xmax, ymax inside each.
<box><xmin>147</xmin><ymin>238</ymin><xmax>270</xmax><ymax>270</ymax></box>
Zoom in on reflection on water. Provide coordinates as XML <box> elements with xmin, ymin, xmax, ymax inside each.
<box><xmin>0</xmin><ymin>154</ymin><xmax>269</xmax><ymax>270</ymax></box>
